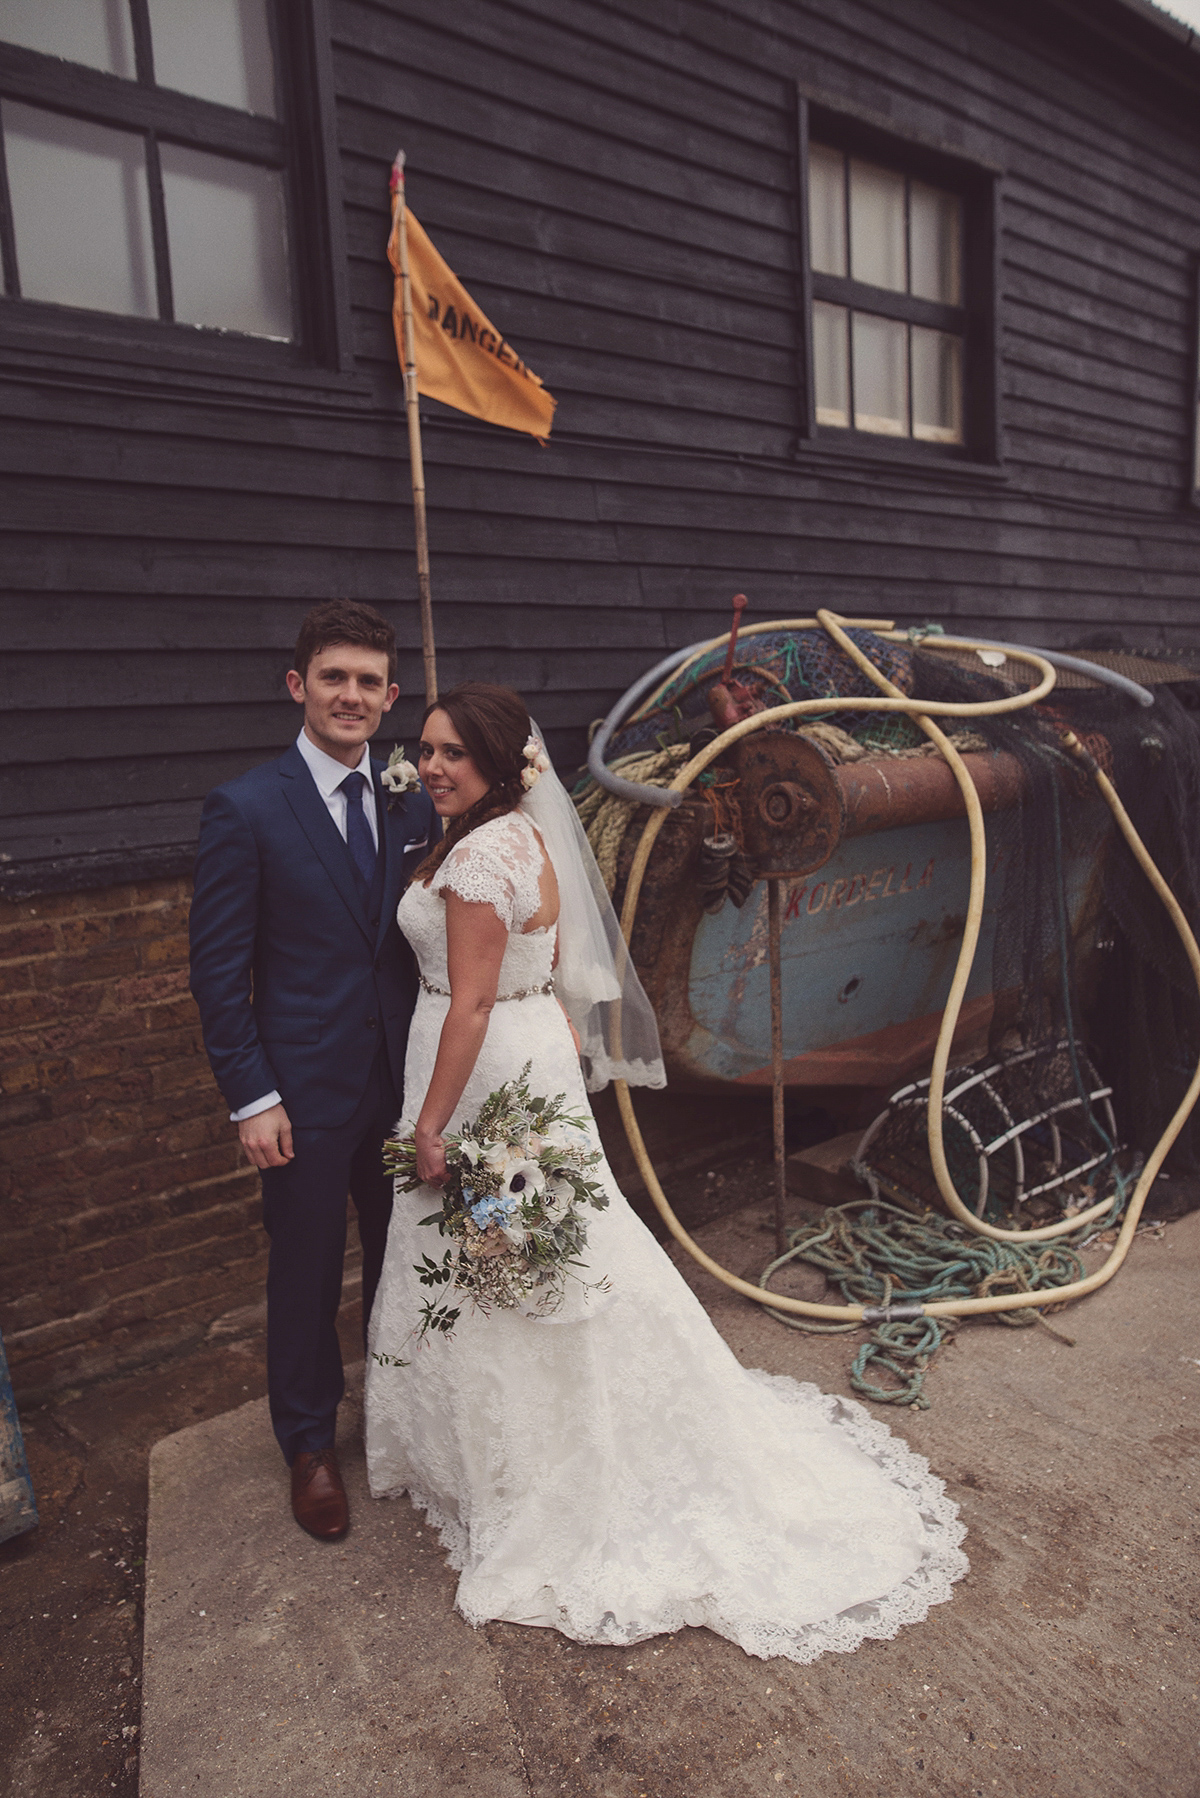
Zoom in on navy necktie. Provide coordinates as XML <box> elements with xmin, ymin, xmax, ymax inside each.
<box><xmin>338</xmin><ymin>770</ymin><xmax>377</xmax><ymax>887</ymax></box>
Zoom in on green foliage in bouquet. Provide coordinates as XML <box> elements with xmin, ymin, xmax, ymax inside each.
<box><xmin>376</xmin><ymin>1065</ymin><xmax>609</xmax><ymax>1358</ymax></box>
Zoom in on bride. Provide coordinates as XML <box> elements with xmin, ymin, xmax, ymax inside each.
<box><xmin>365</xmin><ymin>682</ymin><xmax>966</xmax><ymax>1662</ymax></box>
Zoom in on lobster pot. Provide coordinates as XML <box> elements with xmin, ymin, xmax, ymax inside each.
<box><xmin>854</xmin><ymin>1040</ymin><xmax>1121</xmax><ymax>1224</ymax></box>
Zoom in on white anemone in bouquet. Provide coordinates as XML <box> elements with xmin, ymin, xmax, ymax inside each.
<box><xmin>543</xmin><ymin>1174</ymin><xmax>576</xmax><ymax>1225</ymax></box>
<box><xmin>483</xmin><ymin>1140</ymin><xmax>521</xmax><ymax>1180</ymax></box>
<box><xmin>501</xmin><ymin>1159</ymin><xmax>547</xmax><ymax>1202</ymax></box>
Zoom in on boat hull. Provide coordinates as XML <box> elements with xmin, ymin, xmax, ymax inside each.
<box><xmin>632</xmin><ymin>800</ymin><xmax>1108</xmax><ymax>1092</ymax></box>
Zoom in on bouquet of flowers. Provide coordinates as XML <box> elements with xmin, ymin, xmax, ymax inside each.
<box><xmin>378</xmin><ymin>1065</ymin><xmax>609</xmax><ymax>1355</ymax></box>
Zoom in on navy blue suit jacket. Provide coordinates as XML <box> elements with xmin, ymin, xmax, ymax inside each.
<box><xmin>188</xmin><ymin>742</ymin><xmax>438</xmax><ymax>1129</ymax></box>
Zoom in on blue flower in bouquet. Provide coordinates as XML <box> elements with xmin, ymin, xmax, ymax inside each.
<box><xmin>469</xmin><ymin>1192</ymin><xmax>519</xmax><ymax>1230</ymax></box>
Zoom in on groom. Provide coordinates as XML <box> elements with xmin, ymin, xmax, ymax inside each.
<box><xmin>189</xmin><ymin>601</ymin><xmax>437</xmax><ymax>1539</ymax></box>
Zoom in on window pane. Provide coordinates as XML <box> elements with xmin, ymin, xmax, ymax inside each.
<box><xmin>812</xmin><ymin>301</ymin><xmax>849</xmax><ymax>427</ymax></box>
<box><xmin>852</xmin><ymin>313</ymin><xmax>908</xmax><ymax>436</ymax></box>
<box><xmin>160</xmin><ymin>143</ymin><xmax>291</xmax><ymax>338</ymax></box>
<box><xmin>2</xmin><ymin>100</ymin><xmax>154</xmax><ymax>316</ymax></box>
<box><xmin>146</xmin><ymin>0</ymin><xmax>277</xmax><ymax>116</ymax></box>
<box><xmin>912</xmin><ymin>327</ymin><xmax>963</xmax><ymax>444</ymax></box>
<box><xmin>849</xmin><ymin>160</ymin><xmax>906</xmax><ymax>293</ymax></box>
<box><xmin>808</xmin><ymin>143</ymin><xmax>846</xmax><ymax>278</ymax></box>
<box><xmin>0</xmin><ymin>0</ymin><xmax>135</xmax><ymax>77</ymax></box>
<box><xmin>910</xmin><ymin>182</ymin><xmax>961</xmax><ymax>305</ymax></box>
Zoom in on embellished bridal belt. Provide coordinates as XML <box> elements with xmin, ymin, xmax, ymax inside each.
<box><xmin>418</xmin><ymin>973</ymin><xmax>556</xmax><ymax>1002</ymax></box>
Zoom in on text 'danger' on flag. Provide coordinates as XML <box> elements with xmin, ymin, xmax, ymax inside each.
<box><xmin>389</xmin><ymin>207</ymin><xmax>556</xmax><ymax>441</ymax></box>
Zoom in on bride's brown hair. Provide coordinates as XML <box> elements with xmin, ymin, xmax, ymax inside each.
<box><xmin>413</xmin><ymin>681</ymin><xmax>533</xmax><ymax>884</ymax></box>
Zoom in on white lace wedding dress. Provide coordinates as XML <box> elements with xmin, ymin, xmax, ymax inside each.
<box><xmin>365</xmin><ymin>810</ymin><xmax>967</xmax><ymax>1662</ymax></box>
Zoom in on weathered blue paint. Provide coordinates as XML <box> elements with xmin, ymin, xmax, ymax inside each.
<box><xmin>684</xmin><ymin>803</ymin><xmax>1104</xmax><ymax>1086</ymax></box>
<box><xmin>0</xmin><ymin>1328</ymin><xmax>37</xmax><ymax>1544</ymax></box>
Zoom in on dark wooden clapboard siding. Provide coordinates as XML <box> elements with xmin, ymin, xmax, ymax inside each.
<box><xmin>1</xmin><ymin>0</ymin><xmax>1199</xmax><ymax>892</ymax></box>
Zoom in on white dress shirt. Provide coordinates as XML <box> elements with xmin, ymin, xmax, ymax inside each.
<box><xmin>294</xmin><ymin>727</ymin><xmax>380</xmax><ymax>851</ymax></box>
<box><xmin>229</xmin><ymin>731</ymin><xmax>379</xmax><ymax>1124</ymax></box>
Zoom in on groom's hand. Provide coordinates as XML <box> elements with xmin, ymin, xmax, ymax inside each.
<box><xmin>239</xmin><ymin>1103</ymin><xmax>295</xmax><ymax>1169</ymax></box>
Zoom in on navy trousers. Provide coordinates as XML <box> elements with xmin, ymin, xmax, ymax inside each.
<box><xmin>260</xmin><ymin>1047</ymin><xmax>399</xmax><ymax>1464</ymax></box>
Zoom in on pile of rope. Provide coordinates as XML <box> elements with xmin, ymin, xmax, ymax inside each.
<box><xmin>574</xmin><ymin>721</ymin><xmax>994</xmax><ymax>900</ymax></box>
<box><xmin>757</xmin><ymin>1196</ymin><xmax>1125</xmax><ymax>1409</ymax></box>
<box><xmin>574</xmin><ymin>743</ymin><xmax>691</xmax><ymax>891</ymax></box>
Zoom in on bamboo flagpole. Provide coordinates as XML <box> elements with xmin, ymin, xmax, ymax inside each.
<box><xmin>389</xmin><ymin>151</ymin><xmax>438</xmax><ymax>706</ymax></box>
<box><xmin>387</xmin><ymin>155</ymin><xmax>555</xmax><ymax>703</ymax></box>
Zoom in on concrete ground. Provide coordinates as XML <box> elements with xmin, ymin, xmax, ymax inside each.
<box><xmin>131</xmin><ymin>1203</ymin><xmax>1200</xmax><ymax>1798</ymax></box>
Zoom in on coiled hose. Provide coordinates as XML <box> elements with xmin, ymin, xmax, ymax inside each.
<box><xmin>613</xmin><ymin>609</ymin><xmax>1200</xmax><ymax>1325</ymax></box>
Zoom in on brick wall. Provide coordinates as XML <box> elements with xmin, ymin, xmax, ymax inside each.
<box><xmin>0</xmin><ymin>875</ymin><xmax>771</xmax><ymax>1403</ymax></box>
<box><xmin>0</xmin><ymin>876</ymin><xmax>270</xmax><ymax>1399</ymax></box>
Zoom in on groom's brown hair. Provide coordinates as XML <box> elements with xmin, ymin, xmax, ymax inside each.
<box><xmin>293</xmin><ymin>600</ymin><xmax>396</xmax><ymax>682</ymax></box>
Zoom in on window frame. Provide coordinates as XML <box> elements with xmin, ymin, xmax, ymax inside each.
<box><xmin>794</xmin><ymin>93</ymin><xmax>1002</xmax><ymax>470</ymax></box>
<box><xmin>0</xmin><ymin>0</ymin><xmax>354</xmax><ymax>384</ymax></box>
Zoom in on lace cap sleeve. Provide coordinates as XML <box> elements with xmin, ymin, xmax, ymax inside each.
<box><xmin>430</xmin><ymin>817</ymin><xmax>541</xmax><ymax>930</ymax></box>
<box><xmin>431</xmin><ymin>839</ymin><xmax>516</xmax><ymax>928</ymax></box>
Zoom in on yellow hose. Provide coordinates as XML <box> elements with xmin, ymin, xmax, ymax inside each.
<box><xmin>614</xmin><ymin>611</ymin><xmax>1200</xmax><ymax>1324</ymax></box>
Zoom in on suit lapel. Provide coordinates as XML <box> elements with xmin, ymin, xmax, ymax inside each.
<box><xmin>376</xmin><ymin>766</ymin><xmax>418</xmax><ymax>953</ymax></box>
<box><xmin>278</xmin><ymin>743</ymin><xmax>373</xmax><ymax>944</ymax></box>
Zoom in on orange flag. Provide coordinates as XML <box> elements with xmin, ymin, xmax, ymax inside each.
<box><xmin>388</xmin><ymin>204</ymin><xmax>556</xmax><ymax>442</ymax></box>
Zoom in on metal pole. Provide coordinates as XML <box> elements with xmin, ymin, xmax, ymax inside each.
<box><xmin>767</xmin><ymin>876</ymin><xmax>787</xmax><ymax>1256</ymax></box>
<box><xmin>390</xmin><ymin>151</ymin><xmax>438</xmax><ymax>707</ymax></box>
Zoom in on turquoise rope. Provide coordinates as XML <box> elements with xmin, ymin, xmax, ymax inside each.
<box><xmin>760</xmin><ymin>1194</ymin><xmax>1125</xmax><ymax>1409</ymax></box>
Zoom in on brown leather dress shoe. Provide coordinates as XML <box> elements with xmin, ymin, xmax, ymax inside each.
<box><xmin>290</xmin><ymin>1447</ymin><xmax>349</xmax><ymax>1540</ymax></box>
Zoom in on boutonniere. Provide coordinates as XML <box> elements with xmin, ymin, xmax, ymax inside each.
<box><xmin>381</xmin><ymin>744</ymin><xmax>421</xmax><ymax>809</ymax></box>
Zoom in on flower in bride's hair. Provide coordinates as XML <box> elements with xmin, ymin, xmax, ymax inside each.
<box><xmin>381</xmin><ymin>743</ymin><xmax>420</xmax><ymax>806</ymax></box>
<box><xmin>520</xmin><ymin>733</ymin><xmax>551</xmax><ymax>792</ymax></box>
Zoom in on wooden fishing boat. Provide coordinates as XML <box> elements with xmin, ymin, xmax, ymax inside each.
<box><xmin>581</xmin><ymin>615</ymin><xmax>1192</xmax><ymax>1100</ymax></box>
<box><xmin>619</xmin><ymin>745</ymin><xmax>1106</xmax><ymax>1092</ymax></box>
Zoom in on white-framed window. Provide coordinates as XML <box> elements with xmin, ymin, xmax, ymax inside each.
<box><xmin>0</xmin><ymin>0</ymin><xmax>347</xmax><ymax>364</ymax></box>
<box><xmin>796</xmin><ymin>100</ymin><xmax>999</xmax><ymax>464</ymax></box>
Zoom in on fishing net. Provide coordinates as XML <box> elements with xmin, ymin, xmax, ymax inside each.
<box><xmin>610</xmin><ymin>627</ymin><xmax>916</xmax><ymax>759</ymax></box>
<box><xmin>905</xmin><ymin>650</ymin><xmax>1200</xmax><ymax>1180</ymax></box>
<box><xmin>850</xmin><ymin>712</ymin><xmax>925</xmax><ymax>754</ymax></box>
<box><xmin>1069</xmin><ymin>683</ymin><xmax>1200</xmax><ymax>1175</ymax></box>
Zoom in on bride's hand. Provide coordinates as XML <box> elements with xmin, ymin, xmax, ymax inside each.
<box><xmin>415</xmin><ymin>1127</ymin><xmax>448</xmax><ymax>1187</ymax></box>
